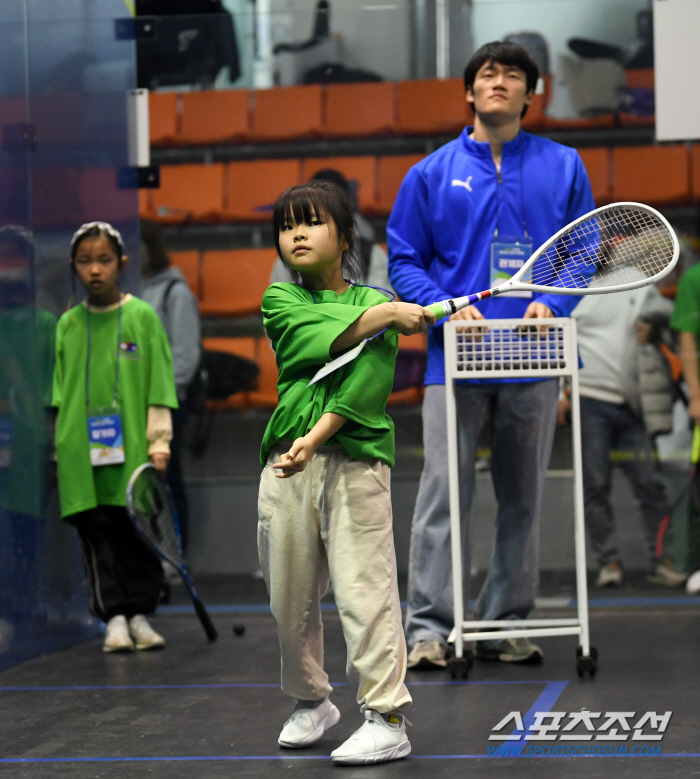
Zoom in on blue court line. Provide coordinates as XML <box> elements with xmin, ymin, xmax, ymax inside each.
<box><xmin>0</xmin><ymin>680</ymin><xmax>554</xmax><ymax>692</ymax></box>
<box><xmin>0</xmin><ymin>753</ymin><xmax>697</xmax><ymax>763</ymax></box>
<box><xmin>504</xmin><ymin>680</ymin><xmax>569</xmax><ymax>757</ymax></box>
<box><xmin>159</xmin><ymin>596</ymin><xmax>700</xmax><ymax>615</ymax></box>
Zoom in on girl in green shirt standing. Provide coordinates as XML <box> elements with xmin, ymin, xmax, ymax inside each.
<box><xmin>52</xmin><ymin>222</ymin><xmax>178</xmax><ymax>653</ymax></box>
<box><xmin>259</xmin><ymin>181</ymin><xmax>435</xmax><ymax>765</ymax></box>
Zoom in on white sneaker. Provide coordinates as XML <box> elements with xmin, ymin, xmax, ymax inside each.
<box><xmin>278</xmin><ymin>697</ymin><xmax>340</xmax><ymax>748</ymax></box>
<box><xmin>331</xmin><ymin>710</ymin><xmax>411</xmax><ymax>765</ymax></box>
<box><xmin>407</xmin><ymin>639</ymin><xmax>447</xmax><ymax>669</ymax></box>
<box><xmin>128</xmin><ymin>615</ymin><xmax>165</xmax><ymax>650</ymax></box>
<box><xmin>686</xmin><ymin>570</ymin><xmax>700</xmax><ymax>594</ymax></box>
<box><xmin>595</xmin><ymin>562</ymin><xmax>623</xmax><ymax>587</ymax></box>
<box><xmin>103</xmin><ymin>615</ymin><xmax>134</xmax><ymax>653</ymax></box>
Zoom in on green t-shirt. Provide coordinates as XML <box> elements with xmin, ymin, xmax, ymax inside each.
<box><xmin>260</xmin><ymin>283</ymin><xmax>398</xmax><ymax>467</ymax></box>
<box><xmin>671</xmin><ymin>263</ymin><xmax>700</xmax><ymax>336</ymax></box>
<box><xmin>0</xmin><ymin>306</ymin><xmax>56</xmax><ymax>518</ymax></box>
<box><xmin>52</xmin><ymin>296</ymin><xmax>178</xmax><ymax>519</ymax></box>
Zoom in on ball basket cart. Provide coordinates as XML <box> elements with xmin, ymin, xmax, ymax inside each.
<box><xmin>443</xmin><ymin>317</ymin><xmax>597</xmax><ymax>679</ymax></box>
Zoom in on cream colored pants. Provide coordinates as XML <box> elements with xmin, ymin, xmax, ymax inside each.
<box><xmin>258</xmin><ymin>446</ymin><xmax>411</xmax><ymax>713</ymax></box>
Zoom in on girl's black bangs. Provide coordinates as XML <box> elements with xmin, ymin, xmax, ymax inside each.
<box><xmin>275</xmin><ymin>187</ymin><xmax>331</xmax><ymax>230</ymax></box>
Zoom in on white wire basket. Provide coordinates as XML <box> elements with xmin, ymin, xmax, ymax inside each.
<box><xmin>443</xmin><ymin>318</ymin><xmax>596</xmax><ymax>678</ymax></box>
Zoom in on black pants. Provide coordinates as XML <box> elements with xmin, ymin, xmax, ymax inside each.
<box><xmin>71</xmin><ymin>505</ymin><xmax>163</xmax><ymax>622</ymax></box>
<box><xmin>167</xmin><ymin>404</ymin><xmax>190</xmax><ymax>554</ymax></box>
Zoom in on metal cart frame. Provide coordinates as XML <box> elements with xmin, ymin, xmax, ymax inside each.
<box><xmin>444</xmin><ymin>318</ymin><xmax>597</xmax><ymax>678</ymax></box>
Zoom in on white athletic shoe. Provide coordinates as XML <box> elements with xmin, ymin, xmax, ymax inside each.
<box><xmin>278</xmin><ymin>697</ymin><xmax>340</xmax><ymax>748</ymax></box>
<box><xmin>331</xmin><ymin>710</ymin><xmax>411</xmax><ymax>765</ymax></box>
<box><xmin>128</xmin><ymin>615</ymin><xmax>165</xmax><ymax>650</ymax></box>
<box><xmin>103</xmin><ymin>615</ymin><xmax>134</xmax><ymax>653</ymax></box>
<box><xmin>686</xmin><ymin>570</ymin><xmax>700</xmax><ymax>594</ymax></box>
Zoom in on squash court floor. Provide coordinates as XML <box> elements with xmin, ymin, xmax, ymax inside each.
<box><xmin>0</xmin><ymin>595</ymin><xmax>698</xmax><ymax>779</ymax></box>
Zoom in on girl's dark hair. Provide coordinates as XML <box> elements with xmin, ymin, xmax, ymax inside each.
<box><xmin>273</xmin><ymin>180</ymin><xmax>361</xmax><ymax>282</ymax></box>
<box><xmin>463</xmin><ymin>41</ymin><xmax>539</xmax><ymax>118</ymax></box>
<box><xmin>70</xmin><ymin>221</ymin><xmax>125</xmax><ymax>261</ymax></box>
<box><xmin>140</xmin><ymin>219</ymin><xmax>170</xmax><ymax>274</ymax></box>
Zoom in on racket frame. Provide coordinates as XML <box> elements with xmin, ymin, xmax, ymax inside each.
<box><xmin>126</xmin><ymin>463</ymin><xmax>218</xmax><ymax>642</ymax></box>
<box><xmin>429</xmin><ymin>201</ymin><xmax>680</xmax><ymax>320</ymax></box>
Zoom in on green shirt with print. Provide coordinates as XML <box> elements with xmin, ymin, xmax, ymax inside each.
<box><xmin>671</xmin><ymin>263</ymin><xmax>700</xmax><ymax>337</ymax></box>
<box><xmin>260</xmin><ymin>282</ymin><xmax>398</xmax><ymax>468</ymax></box>
<box><xmin>52</xmin><ymin>296</ymin><xmax>178</xmax><ymax>520</ymax></box>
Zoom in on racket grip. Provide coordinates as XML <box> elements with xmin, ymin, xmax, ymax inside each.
<box><xmin>384</xmin><ymin>301</ymin><xmax>453</xmax><ymax>339</ymax></box>
<box><xmin>194</xmin><ymin>597</ymin><xmax>218</xmax><ymax>642</ymax></box>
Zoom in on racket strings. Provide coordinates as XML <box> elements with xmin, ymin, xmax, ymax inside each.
<box><xmin>529</xmin><ymin>207</ymin><xmax>674</xmax><ymax>290</ymax></box>
<box><xmin>129</xmin><ymin>470</ymin><xmax>182</xmax><ymax>563</ymax></box>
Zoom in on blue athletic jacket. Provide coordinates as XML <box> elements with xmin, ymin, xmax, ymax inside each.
<box><xmin>387</xmin><ymin>126</ymin><xmax>595</xmax><ymax>385</ymax></box>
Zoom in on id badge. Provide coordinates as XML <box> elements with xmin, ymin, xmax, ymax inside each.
<box><xmin>87</xmin><ymin>406</ymin><xmax>125</xmax><ymax>466</ymax></box>
<box><xmin>0</xmin><ymin>417</ymin><xmax>11</xmax><ymax>468</ymax></box>
<box><xmin>490</xmin><ymin>237</ymin><xmax>533</xmax><ymax>298</ymax></box>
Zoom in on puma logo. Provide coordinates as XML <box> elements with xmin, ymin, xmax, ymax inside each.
<box><xmin>451</xmin><ymin>177</ymin><xmax>473</xmax><ymax>192</ymax></box>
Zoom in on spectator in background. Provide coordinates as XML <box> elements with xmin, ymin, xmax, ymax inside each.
<box><xmin>388</xmin><ymin>41</ymin><xmax>594</xmax><ymax>668</ymax></box>
<box><xmin>270</xmin><ymin>169</ymin><xmax>393</xmax><ymax>292</ymax></box>
<box><xmin>140</xmin><ymin>220</ymin><xmax>200</xmax><ymax>554</ymax></box>
<box><xmin>671</xmin><ymin>261</ymin><xmax>700</xmax><ymax>593</ymax></box>
<box><xmin>558</xmin><ymin>287</ymin><xmax>685</xmax><ymax>588</ymax></box>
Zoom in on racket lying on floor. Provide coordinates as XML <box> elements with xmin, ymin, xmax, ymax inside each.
<box><xmin>308</xmin><ymin>202</ymin><xmax>680</xmax><ymax>385</ymax></box>
<box><xmin>126</xmin><ymin>463</ymin><xmax>218</xmax><ymax>642</ymax></box>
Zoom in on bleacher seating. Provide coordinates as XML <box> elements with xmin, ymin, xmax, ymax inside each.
<box><xmin>324</xmin><ymin>82</ymin><xmax>396</xmax><ymax>138</ymax></box>
<box><xmin>145</xmin><ymin>163</ymin><xmax>226</xmax><ymax>222</ymax></box>
<box><xmin>576</xmin><ymin>147</ymin><xmax>610</xmax><ymax>204</ymax></box>
<box><xmin>180</xmin><ymin>90</ymin><xmax>249</xmax><ymax>145</ymax></box>
<box><xmin>251</xmin><ymin>84</ymin><xmax>323</xmax><ymax>142</ymax></box>
<box><xmin>226</xmin><ymin>159</ymin><xmax>302</xmax><ymax>221</ymax></box>
<box><xmin>397</xmin><ymin>78</ymin><xmax>467</xmax><ymax>135</ymax></box>
<box><xmin>149</xmin><ymin>92</ymin><xmax>179</xmax><ymax>146</ymax></box>
<box><xmin>375</xmin><ymin>154</ymin><xmax>424</xmax><ymax>214</ymax></box>
<box><xmin>200</xmin><ymin>248</ymin><xmax>278</xmax><ymax>316</ymax></box>
<box><xmin>611</xmin><ymin>145</ymin><xmax>689</xmax><ymax>206</ymax></box>
<box><xmin>170</xmin><ymin>250</ymin><xmax>201</xmax><ymax>297</ymax></box>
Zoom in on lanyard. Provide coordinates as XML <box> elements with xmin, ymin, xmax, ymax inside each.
<box><xmin>86</xmin><ymin>299</ymin><xmax>122</xmax><ymax>408</ymax></box>
<box><xmin>494</xmin><ymin>151</ymin><xmax>529</xmax><ymax>240</ymax></box>
<box><xmin>308</xmin><ymin>282</ymin><xmax>396</xmax><ymax>341</ymax></box>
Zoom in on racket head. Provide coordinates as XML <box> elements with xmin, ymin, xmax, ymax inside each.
<box><xmin>126</xmin><ymin>463</ymin><xmax>184</xmax><ymax>567</ymax></box>
<box><xmin>506</xmin><ymin>202</ymin><xmax>679</xmax><ymax>295</ymax></box>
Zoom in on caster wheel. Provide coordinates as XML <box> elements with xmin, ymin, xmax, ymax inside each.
<box><xmin>576</xmin><ymin>646</ymin><xmax>598</xmax><ymax>677</ymax></box>
<box><xmin>232</xmin><ymin>624</ymin><xmax>246</xmax><ymax>637</ymax></box>
<box><xmin>449</xmin><ymin>651</ymin><xmax>473</xmax><ymax>680</ymax></box>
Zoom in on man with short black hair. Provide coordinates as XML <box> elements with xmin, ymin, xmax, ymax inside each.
<box><xmin>388</xmin><ymin>41</ymin><xmax>595</xmax><ymax>668</ymax></box>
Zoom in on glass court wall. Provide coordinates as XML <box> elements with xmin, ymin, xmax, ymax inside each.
<box><xmin>0</xmin><ymin>0</ymin><xmax>141</xmax><ymax>669</ymax></box>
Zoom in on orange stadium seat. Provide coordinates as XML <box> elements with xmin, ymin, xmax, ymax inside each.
<box><xmin>692</xmin><ymin>145</ymin><xmax>700</xmax><ymax>203</ymax></box>
<box><xmin>398</xmin><ymin>332</ymin><xmax>428</xmax><ymax>351</ymax></box>
<box><xmin>625</xmin><ymin>69</ymin><xmax>654</xmax><ymax>90</ymax></box>
<box><xmin>149</xmin><ymin>92</ymin><xmax>179</xmax><ymax>146</ymax></box>
<box><xmin>146</xmin><ymin>163</ymin><xmax>225</xmax><ymax>223</ymax></box>
<box><xmin>251</xmin><ymin>84</ymin><xmax>323</xmax><ymax>141</ymax></box>
<box><xmin>248</xmin><ymin>336</ymin><xmax>279</xmax><ymax>409</ymax></box>
<box><xmin>619</xmin><ymin>71</ymin><xmax>655</xmax><ymax>128</ymax></box>
<box><xmin>324</xmin><ymin>82</ymin><xmax>396</xmax><ymax>138</ymax></box>
<box><xmin>302</xmin><ymin>156</ymin><xmax>377</xmax><ymax>212</ymax></box>
<box><xmin>170</xmin><ymin>250</ymin><xmax>201</xmax><ymax>298</ymax></box>
<box><xmin>200</xmin><ymin>248</ymin><xmax>278</xmax><ymax>317</ymax></box>
<box><xmin>397</xmin><ymin>78</ymin><xmax>467</xmax><ymax>135</ymax></box>
<box><xmin>375</xmin><ymin>154</ymin><xmax>424</xmax><ymax>214</ymax></box>
<box><xmin>180</xmin><ymin>90</ymin><xmax>249</xmax><ymax>145</ymax></box>
<box><xmin>612</xmin><ymin>145</ymin><xmax>690</xmax><ymax>207</ymax></box>
<box><xmin>576</xmin><ymin>148</ymin><xmax>610</xmax><ymax>205</ymax></box>
<box><xmin>543</xmin><ymin>114</ymin><xmax>616</xmax><ymax>131</ymax></box>
<box><xmin>226</xmin><ymin>159</ymin><xmax>301</xmax><ymax>221</ymax></box>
